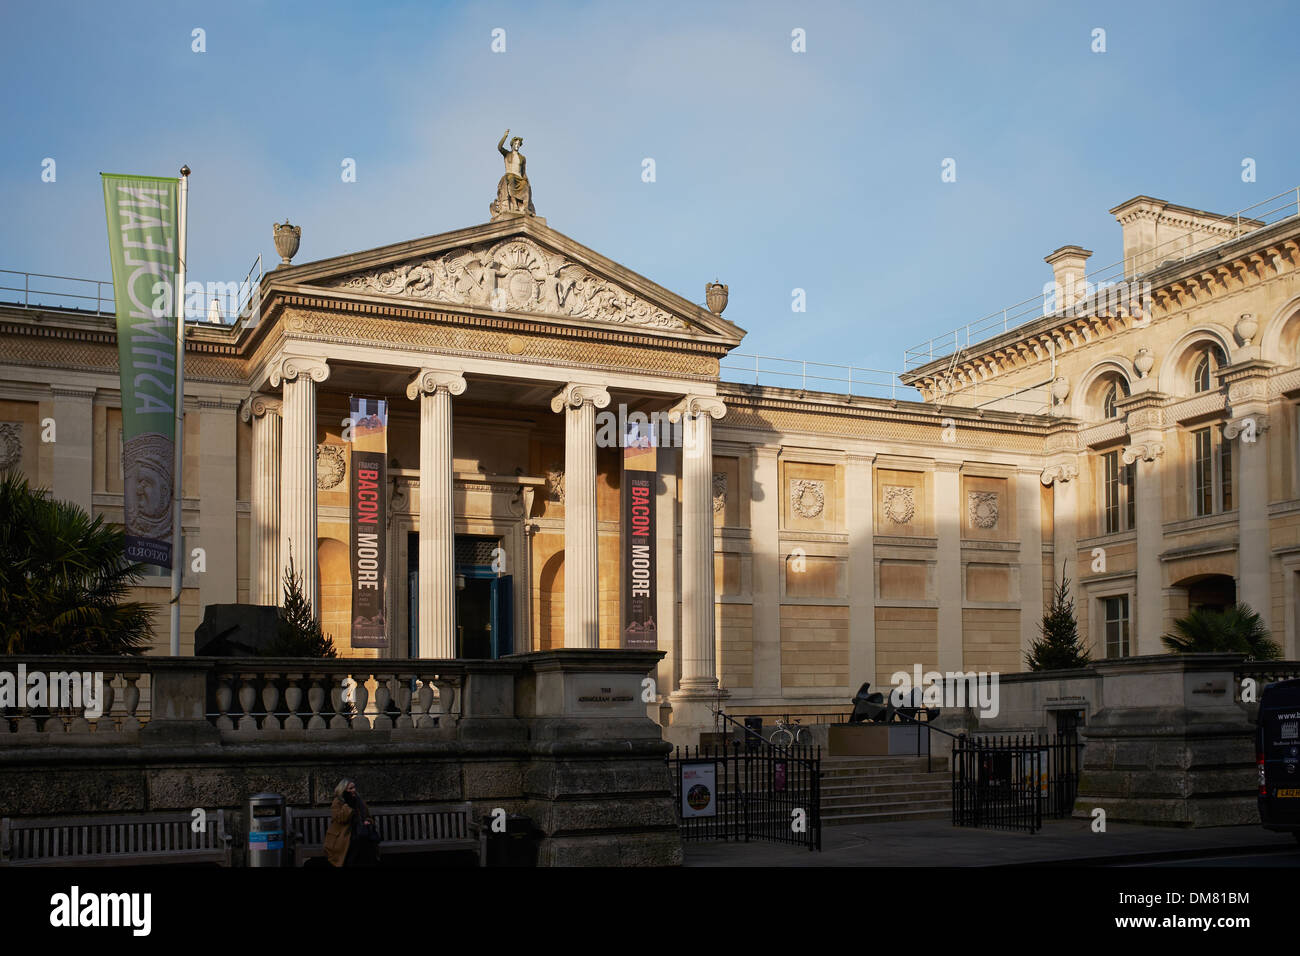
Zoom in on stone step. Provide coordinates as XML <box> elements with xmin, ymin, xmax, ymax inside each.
<box><xmin>821</xmin><ymin>769</ymin><xmax>950</xmax><ymax>784</ymax></box>
<box><xmin>822</xmin><ymin>796</ymin><xmax>952</xmax><ymax>816</ymax></box>
<box><xmin>822</xmin><ymin>781</ymin><xmax>951</xmax><ymax>800</ymax></box>
<box><xmin>823</xmin><ymin>806</ymin><xmax>953</xmax><ymax>825</ymax></box>
<box><xmin>821</xmin><ymin>755</ymin><xmax>946</xmax><ymax>767</ymax></box>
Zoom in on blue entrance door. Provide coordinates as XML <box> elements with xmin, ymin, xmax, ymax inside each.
<box><xmin>407</xmin><ymin>533</ymin><xmax>513</xmax><ymax>658</ymax></box>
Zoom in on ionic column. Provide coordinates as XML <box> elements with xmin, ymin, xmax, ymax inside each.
<box><xmin>1227</xmin><ymin>414</ymin><xmax>1270</xmax><ymax>630</ymax></box>
<box><xmin>1040</xmin><ymin>460</ymin><xmax>1079</xmax><ymax>595</ymax></box>
<box><xmin>934</xmin><ymin>460</ymin><xmax>962</xmax><ymax>672</ymax></box>
<box><xmin>406</xmin><ymin>369</ymin><xmax>466</xmax><ymax>659</ymax></box>
<box><xmin>670</xmin><ymin>395</ymin><xmax>726</xmax><ymax>690</ymax></box>
<box><xmin>550</xmin><ymin>383</ymin><xmax>610</xmax><ymax>648</ymax></box>
<box><xmin>270</xmin><ymin>356</ymin><xmax>329</xmax><ymax>610</ymax></box>
<box><xmin>50</xmin><ymin>385</ymin><xmax>95</xmax><ymax>512</ymax></box>
<box><xmin>1123</xmin><ymin>441</ymin><xmax>1166</xmax><ymax>655</ymax></box>
<box><xmin>240</xmin><ymin>394</ymin><xmax>282</xmax><ymax>605</ymax></box>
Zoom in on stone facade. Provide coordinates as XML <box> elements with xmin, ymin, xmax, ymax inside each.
<box><xmin>4</xmin><ymin>185</ymin><xmax>1300</xmax><ymax>743</ymax></box>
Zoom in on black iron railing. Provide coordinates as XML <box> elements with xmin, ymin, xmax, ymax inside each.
<box><xmin>952</xmin><ymin>732</ymin><xmax>1082</xmax><ymax>834</ymax></box>
<box><xmin>667</xmin><ymin>711</ymin><xmax>821</xmax><ymax>851</ymax></box>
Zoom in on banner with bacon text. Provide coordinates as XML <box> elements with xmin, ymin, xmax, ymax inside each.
<box><xmin>622</xmin><ymin>420</ymin><xmax>657</xmax><ymax>650</ymax></box>
<box><xmin>101</xmin><ymin>173</ymin><xmax>180</xmax><ymax>569</ymax></box>
<box><xmin>350</xmin><ymin>397</ymin><xmax>388</xmax><ymax>648</ymax></box>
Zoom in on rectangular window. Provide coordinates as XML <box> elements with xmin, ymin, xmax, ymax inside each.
<box><xmin>1103</xmin><ymin>451</ymin><xmax>1121</xmax><ymax>534</ymax></box>
<box><xmin>1220</xmin><ymin>426</ymin><xmax>1233</xmax><ymax>512</ymax></box>
<box><xmin>1104</xmin><ymin>595</ymin><xmax>1130</xmax><ymax>658</ymax></box>
<box><xmin>1194</xmin><ymin>428</ymin><xmax>1213</xmax><ymax>517</ymax></box>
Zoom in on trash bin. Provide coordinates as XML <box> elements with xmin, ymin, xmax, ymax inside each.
<box><xmin>481</xmin><ymin>814</ymin><xmax>539</xmax><ymax>867</ymax></box>
<box><xmin>246</xmin><ymin>793</ymin><xmax>286</xmax><ymax>868</ymax></box>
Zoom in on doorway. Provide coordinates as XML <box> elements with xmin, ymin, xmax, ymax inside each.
<box><xmin>407</xmin><ymin>533</ymin><xmax>513</xmax><ymax>659</ymax></box>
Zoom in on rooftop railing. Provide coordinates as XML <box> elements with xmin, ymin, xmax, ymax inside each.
<box><xmin>903</xmin><ymin>186</ymin><xmax>1300</xmax><ymax>371</ymax></box>
<box><xmin>0</xmin><ymin>254</ymin><xmax>264</xmax><ymax>326</ymax></box>
<box><xmin>719</xmin><ymin>351</ymin><xmax>1050</xmax><ymax>414</ymax></box>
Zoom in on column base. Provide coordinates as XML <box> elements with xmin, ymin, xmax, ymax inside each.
<box><xmin>663</xmin><ymin>687</ymin><xmax>729</xmax><ymax>749</ymax></box>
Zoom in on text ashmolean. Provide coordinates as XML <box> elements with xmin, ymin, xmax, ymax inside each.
<box><xmin>0</xmin><ymin>666</ymin><xmax>105</xmax><ymax>719</ymax></box>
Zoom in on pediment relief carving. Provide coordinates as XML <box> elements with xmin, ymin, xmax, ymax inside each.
<box><xmin>328</xmin><ymin>236</ymin><xmax>692</xmax><ymax>332</ymax></box>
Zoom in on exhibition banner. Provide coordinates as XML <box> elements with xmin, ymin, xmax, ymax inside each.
<box><xmin>101</xmin><ymin>173</ymin><xmax>180</xmax><ymax>568</ymax></box>
<box><xmin>350</xmin><ymin>397</ymin><xmax>388</xmax><ymax>648</ymax></box>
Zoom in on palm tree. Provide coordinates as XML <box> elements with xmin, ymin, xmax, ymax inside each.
<box><xmin>0</xmin><ymin>471</ymin><xmax>154</xmax><ymax>654</ymax></box>
<box><xmin>1161</xmin><ymin>603</ymin><xmax>1281</xmax><ymax>660</ymax></box>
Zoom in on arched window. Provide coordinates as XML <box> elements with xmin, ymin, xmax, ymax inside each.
<box><xmin>1101</xmin><ymin>377</ymin><xmax>1128</xmax><ymax>419</ymax></box>
<box><xmin>1192</xmin><ymin>346</ymin><xmax>1224</xmax><ymax>393</ymax></box>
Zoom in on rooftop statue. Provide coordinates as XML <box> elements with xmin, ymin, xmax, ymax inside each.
<box><xmin>491</xmin><ymin>128</ymin><xmax>536</xmax><ymax>219</ymax></box>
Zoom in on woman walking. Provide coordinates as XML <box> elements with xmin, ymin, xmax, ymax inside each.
<box><xmin>324</xmin><ymin>779</ymin><xmax>379</xmax><ymax>867</ymax></box>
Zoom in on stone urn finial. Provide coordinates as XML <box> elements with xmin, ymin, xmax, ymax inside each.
<box><xmin>1134</xmin><ymin>347</ymin><xmax>1154</xmax><ymax>379</ymax></box>
<box><xmin>1235</xmin><ymin>312</ymin><xmax>1258</xmax><ymax>347</ymax></box>
<box><xmin>1050</xmin><ymin>376</ymin><xmax>1070</xmax><ymax>406</ymax></box>
<box><xmin>706</xmin><ymin>281</ymin><xmax>728</xmax><ymax>315</ymax></box>
<box><xmin>273</xmin><ymin>219</ymin><xmax>301</xmax><ymax>267</ymax></box>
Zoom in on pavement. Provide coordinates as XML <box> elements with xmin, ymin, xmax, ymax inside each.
<box><xmin>682</xmin><ymin>818</ymin><xmax>1299</xmax><ymax>866</ymax></box>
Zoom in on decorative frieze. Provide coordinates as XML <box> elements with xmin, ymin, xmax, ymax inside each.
<box><xmin>332</xmin><ymin>236</ymin><xmax>691</xmax><ymax>332</ymax></box>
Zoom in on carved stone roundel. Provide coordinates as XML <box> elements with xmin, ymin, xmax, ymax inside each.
<box><xmin>546</xmin><ymin>463</ymin><xmax>565</xmax><ymax>503</ymax></box>
<box><xmin>0</xmin><ymin>423</ymin><xmax>22</xmax><ymax>471</ymax></box>
<box><xmin>968</xmin><ymin>491</ymin><xmax>999</xmax><ymax>529</ymax></box>
<box><xmin>317</xmin><ymin>444</ymin><xmax>346</xmax><ymax>490</ymax></box>
<box><xmin>790</xmin><ymin>479</ymin><xmax>825</xmax><ymax>519</ymax></box>
<box><xmin>882</xmin><ymin>485</ymin><xmax>915</xmax><ymax>525</ymax></box>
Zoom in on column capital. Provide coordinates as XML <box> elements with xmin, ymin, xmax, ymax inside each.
<box><xmin>240</xmin><ymin>393</ymin><xmax>282</xmax><ymax>422</ymax></box>
<box><xmin>667</xmin><ymin>395</ymin><xmax>726</xmax><ymax>422</ymax></box>
<box><xmin>406</xmin><ymin>369</ymin><xmax>467</xmax><ymax>400</ymax></box>
<box><xmin>269</xmin><ymin>355</ymin><xmax>330</xmax><ymax>388</ymax></box>
<box><xmin>550</xmin><ymin>383</ymin><xmax>610</xmax><ymax>413</ymax></box>
<box><xmin>1122</xmin><ymin>442</ymin><xmax>1165</xmax><ymax>465</ymax></box>
<box><xmin>1040</xmin><ymin>462</ymin><xmax>1078</xmax><ymax>486</ymax></box>
<box><xmin>1224</xmin><ymin>414</ymin><xmax>1271</xmax><ymax>440</ymax></box>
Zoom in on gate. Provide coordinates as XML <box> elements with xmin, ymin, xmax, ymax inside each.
<box><xmin>952</xmin><ymin>732</ymin><xmax>1082</xmax><ymax>833</ymax></box>
<box><xmin>668</xmin><ymin>734</ymin><xmax>821</xmax><ymax>851</ymax></box>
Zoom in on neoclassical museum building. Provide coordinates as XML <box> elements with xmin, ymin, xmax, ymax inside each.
<box><xmin>5</xmin><ymin>152</ymin><xmax>1300</xmax><ymax>734</ymax></box>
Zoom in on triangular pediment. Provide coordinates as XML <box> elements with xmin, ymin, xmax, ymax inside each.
<box><xmin>272</xmin><ymin>217</ymin><xmax>744</xmax><ymax>343</ymax></box>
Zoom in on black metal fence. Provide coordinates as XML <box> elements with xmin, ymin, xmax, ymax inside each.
<box><xmin>668</xmin><ymin>734</ymin><xmax>821</xmax><ymax>851</ymax></box>
<box><xmin>952</xmin><ymin>732</ymin><xmax>1082</xmax><ymax>833</ymax></box>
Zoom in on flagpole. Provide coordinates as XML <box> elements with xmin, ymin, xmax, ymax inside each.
<box><xmin>169</xmin><ymin>165</ymin><xmax>191</xmax><ymax>656</ymax></box>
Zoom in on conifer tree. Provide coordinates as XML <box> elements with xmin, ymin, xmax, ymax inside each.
<box><xmin>267</xmin><ymin>548</ymin><xmax>337</xmax><ymax>658</ymax></box>
<box><xmin>1025</xmin><ymin>565</ymin><xmax>1091</xmax><ymax>671</ymax></box>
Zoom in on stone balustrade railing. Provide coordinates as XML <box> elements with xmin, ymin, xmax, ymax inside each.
<box><xmin>0</xmin><ymin>656</ymin><xmax>471</xmax><ymax>741</ymax></box>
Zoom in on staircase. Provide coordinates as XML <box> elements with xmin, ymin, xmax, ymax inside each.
<box><xmin>820</xmin><ymin>755</ymin><xmax>952</xmax><ymax>825</ymax></box>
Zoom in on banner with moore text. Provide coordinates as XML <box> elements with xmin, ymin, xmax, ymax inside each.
<box><xmin>621</xmin><ymin>420</ymin><xmax>657</xmax><ymax>650</ymax></box>
<box><xmin>102</xmin><ymin>173</ymin><xmax>179</xmax><ymax>569</ymax></box>
<box><xmin>350</xmin><ymin>397</ymin><xmax>389</xmax><ymax>648</ymax></box>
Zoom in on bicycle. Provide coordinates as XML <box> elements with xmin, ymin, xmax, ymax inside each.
<box><xmin>770</xmin><ymin>717</ymin><xmax>812</xmax><ymax>748</ymax></box>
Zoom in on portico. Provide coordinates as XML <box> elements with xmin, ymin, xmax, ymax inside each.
<box><xmin>231</xmin><ymin>195</ymin><xmax>742</xmax><ymax>743</ymax></box>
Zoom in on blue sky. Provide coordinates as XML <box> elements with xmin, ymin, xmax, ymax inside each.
<box><xmin>2</xmin><ymin>0</ymin><xmax>1297</xmax><ymax>379</ymax></box>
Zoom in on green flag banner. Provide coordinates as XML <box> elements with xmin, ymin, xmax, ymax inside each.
<box><xmin>102</xmin><ymin>173</ymin><xmax>179</xmax><ymax>569</ymax></box>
